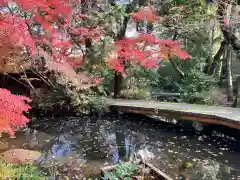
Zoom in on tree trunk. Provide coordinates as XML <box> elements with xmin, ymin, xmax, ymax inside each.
<box><xmin>208</xmin><ymin>40</ymin><xmax>227</xmax><ymax>75</ymax></box>
<box><xmin>219</xmin><ymin>58</ymin><xmax>226</xmax><ymax>87</ymax></box>
<box><xmin>169</xmin><ymin>59</ymin><xmax>185</xmax><ymax>78</ymax></box>
<box><xmin>234</xmin><ymin>76</ymin><xmax>240</xmax><ymax>107</ymax></box>
<box><xmin>113</xmin><ymin>71</ymin><xmax>122</xmax><ymax>99</ymax></box>
<box><xmin>226</xmin><ymin>44</ymin><xmax>234</xmax><ymax>101</ymax></box>
<box><xmin>206</xmin><ymin>26</ymin><xmax>215</xmax><ymax>74</ymax></box>
<box><xmin>113</xmin><ymin>3</ymin><xmax>133</xmax><ymax>98</ymax></box>
<box><xmin>216</xmin><ymin>60</ymin><xmax>223</xmax><ymax>81</ymax></box>
<box><xmin>147</xmin><ymin>23</ymin><xmax>153</xmax><ymax>34</ymax></box>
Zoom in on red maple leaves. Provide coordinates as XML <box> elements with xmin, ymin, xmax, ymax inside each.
<box><xmin>108</xmin><ymin>34</ymin><xmax>191</xmax><ymax>74</ymax></box>
<box><xmin>108</xmin><ymin>6</ymin><xmax>191</xmax><ymax>74</ymax></box>
<box><xmin>0</xmin><ymin>89</ymin><xmax>31</xmax><ymax>136</ymax></box>
<box><xmin>0</xmin><ymin>13</ymin><xmax>36</xmax><ymax>55</ymax></box>
<box><xmin>0</xmin><ymin>0</ymin><xmax>102</xmax><ymax>85</ymax></box>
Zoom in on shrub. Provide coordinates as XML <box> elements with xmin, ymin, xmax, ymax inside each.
<box><xmin>119</xmin><ymin>88</ymin><xmax>150</xmax><ymax>100</ymax></box>
<box><xmin>89</xmin><ymin>95</ymin><xmax>108</xmax><ymax>114</ymax></box>
<box><xmin>31</xmin><ymin>87</ymin><xmax>71</xmax><ymax>115</ymax></box>
<box><xmin>0</xmin><ymin>160</ymin><xmax>47</xmax><ymax>180</ymax></box>
<box><xmin>202</xmin><ymin>87</ymin><xmax>228</xmax><ymax>106</ymax></box>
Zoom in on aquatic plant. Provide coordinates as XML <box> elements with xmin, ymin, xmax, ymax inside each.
<box><xmin>102</xmin><ymin>161</ymin><xmax>137</xmax><ymax>180</ymax></box>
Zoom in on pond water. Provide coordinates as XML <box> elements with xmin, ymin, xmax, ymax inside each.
<box><xmin>0</xmin><ymin>114</ymin><xmax>240</xmax><ymax>179</ymax></box>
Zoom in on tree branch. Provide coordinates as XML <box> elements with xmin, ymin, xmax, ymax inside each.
<box><xmin>208</xmin><ymin>40</ymin><xmax>227</xmax><ymax>75</ymax></box>
<box><xmin>169</xmin><ymin>32</ymin><xmax>185</xmax><ymax>78</ymax></box>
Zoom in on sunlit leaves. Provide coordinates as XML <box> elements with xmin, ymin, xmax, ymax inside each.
<box><xmin>0</xmin><ymin>89</ymin><xmax>31</xmax><ymax>136</ymax></box>
<box><xmin>108</xmin><ymin>34</ymin><xmax>191</xmax><ymax>74</ymax></box>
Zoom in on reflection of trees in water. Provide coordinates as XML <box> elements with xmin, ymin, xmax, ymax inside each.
<box><xmin>51</xmin><ymin>134</ymin><xmax>72</xmax><ymax>157</ymax></box>
<box><xmin>94</xmin><ymin>119</ymin><xmax>151</xmax><ymax>164</ymax></box>
<box><xmin>24</xmin><ymin>129</ymin><xmax>54</xmax><ymax>149</ymax></box>
<box><xmin>36</xmin><ymin>132</ymin><xmax>79</xmax><ymax>167</ymax></box>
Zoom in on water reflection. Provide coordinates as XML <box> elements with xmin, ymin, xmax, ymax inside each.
<box><xmin>2</xmin><ymin>115</ymin><xmax>240</xmax><ymax>179</ymax></box>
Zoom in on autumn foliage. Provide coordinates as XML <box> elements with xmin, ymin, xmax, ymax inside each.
<box><xmin>108</xmin><ymin>35</ymin><xmax>191</xmax><ymax>75</ymax></box>
<box><xmin>108</xmin><ymin>8</ymin><xmax>191</xmax><ymax>75</ymax></box>
<box><xmin>0</xmin><ymin>0</ymin><xmax>191</xmax><ymax>135</ymax></box>
<box><xmin>0</xmin><ymin>89</ymin><xmax>31</xmax><ymax>136</ymax></box>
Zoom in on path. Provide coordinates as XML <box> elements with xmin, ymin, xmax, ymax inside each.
<box><xmin>106</xmin><ymin>99</ymin><xmax>240</xmax><ymax>129</ymax></box>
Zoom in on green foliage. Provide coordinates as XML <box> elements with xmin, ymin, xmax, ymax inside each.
<box><xmin>115</xmin><ymin>161</ymin><xmax>137</xmax><ymax>179</ymax></box>
<box><xmin>102</xmin><ymin>161</ymin><xmax>137</xmax><ymax>180</ymax></box>
<box><xmin>180</xmin><ymin>69</ymin><xmax>217</xmax><ymax>104</ymax></box>
<box><xmin>31</xmin><ymin>85</ymin><xmax>107</xmax><ymax>115</ymax></box>
<box><xmin>92</xmin><ymin>68</ymin><xmax>115</xmax><ymax>96</ymax></box>
<box><xmin>31</xmin><ymin>86</ymin><xmax>70</xmax><ymax>115</ymax></box>
<box><xmin>0</xmin><ymin>160</ymin><xmax>47</xmax><ymax>180</ymax></box>
<box><xmin>119</xmin><ymin>67</ymin><xmax>156</xmax><ymax>100</ymax></box>
<box><xmin>120</xmin><ymin>88</ymin><xmax>150</xmax><ymax>100</ymax></box>
<box><xmin>151</xmin><ymin>60</ymin><xmax>217</xmax><ymax>104</ymax></box>
<box><xmin>89</xmin><ymin>95</ymin><xmax>108</xmax><ymax>113</ymax></box>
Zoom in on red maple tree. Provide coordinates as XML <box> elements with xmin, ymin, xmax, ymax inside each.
<box><xmin>108</xmin><ymin>9</ymin><xmax>191</xmax><ymax>75</ymax></box>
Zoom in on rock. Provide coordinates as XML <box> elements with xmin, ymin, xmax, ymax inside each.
<box><xmin>0</xmin><ymin>149</ymin><xmax>41</xmax><ymax>164</ymax></box>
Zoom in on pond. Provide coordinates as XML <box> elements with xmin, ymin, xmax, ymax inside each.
<box><xmin>0</xmin><ymin>114</ymin><xmax>240</xmax><ymax>179</ymax></box>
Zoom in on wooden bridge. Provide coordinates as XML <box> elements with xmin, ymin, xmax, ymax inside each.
<box><xmin>106</xmin><ymin>99</ymin><xmax>240</xmax><ymax>130</ymax></box>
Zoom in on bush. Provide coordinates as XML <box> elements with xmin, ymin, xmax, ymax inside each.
<box><xmin>179</xmin><ymin>69</ymin><xmax>218</xmax><ymax>104</ymax></box>
<box><xmin>119</xmin><ymin>88</ymin><xmax>150</xmax><ymax>100</ymax></box>
<box><xmin>31</xmin><ymin>85</ymin><xmax>108</xmax><ymax>115</ymax></box>
<box><xmin>31</xmin><ymin>87</ymin><xmax>71</xmax><ymax>115</ymax></box>
<box><xmin>202</xmin><ymin>87</ymin><xmax>228</xmax><ymax>105</ymax></box>
<box><xmin>0</xmin><ymin>160</ymin><xmax>47</xmax><ymax>180</ymax></box>
<box><xmin>89</xmin><ymin>95</ymin><xmax>108</xmax><ymax>114</ymax></box>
